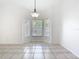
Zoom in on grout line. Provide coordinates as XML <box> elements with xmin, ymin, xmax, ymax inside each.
<box><xmin>32</xmin><ymin>44</ymin><xmax>36</xmax><ymax>59</ymax></box>
<box><xmin>48</xmin><ymin>46</ymin><xmax>57</xmax><ymax>59</ymax></box>
<box><xmin>29</xmin><ymin>45</ymin><xmax>34</xmax><ymax>59</ymax></box>
<box><xmin>31</xmin><ymin>45</ymin><xmax>35</xmax><ymax>59</ymax></box>
<box><xmin>42</xmin><ymin>45</ymin><xmax>45</xmax><ymax>59</ymax></box>
<box><xmin>32</xmin><ymin>44</ymin><xmax>35</xmax><ymax>59</ymax></box>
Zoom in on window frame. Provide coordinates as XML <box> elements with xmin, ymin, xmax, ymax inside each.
<box><xmin>30</xmin><ymin>18</ymin><xmax>44</xmax><ymax>37</ymax></box>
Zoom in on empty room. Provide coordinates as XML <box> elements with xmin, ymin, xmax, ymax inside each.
<box><xmin>0</xmin><ymin>0</ymin><xmax>79</xmax><ymax>59</ymax></box>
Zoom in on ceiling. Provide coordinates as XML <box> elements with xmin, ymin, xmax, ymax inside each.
<box><xmin>0</xmin><ymin>0</ymin><xmax>62</xmax><ymax>18</ymax></box>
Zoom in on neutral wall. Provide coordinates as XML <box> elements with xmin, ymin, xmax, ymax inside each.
<box><xmin>0</xmin><ymin>0</ymin><xmax>62</xmax><ymax>44</ymax></box>
<box><xmin>0</xmin><ymin>2</ymin><xmax>28</xmax><ymax>44</ymax></box>
<box><xmin>51</xmin><ymin>1</ymin><xmax>62</xmax><ymax>44</ymax></box>
<box><xmin>61</xmin><ymin>0</ymin><xmax>79</xmax><ymax>57</ymax></box>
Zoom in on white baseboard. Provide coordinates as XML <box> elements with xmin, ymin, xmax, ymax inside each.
<box><xmin>61</xmin><ymin>44</ymin><xmax>79</xmax><ymax>58</ymax></box>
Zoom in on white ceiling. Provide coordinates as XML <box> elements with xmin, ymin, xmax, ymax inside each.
<box><xmin>0</xmin><ymin>0</ymin><xmax>62</xmax><ymax>18</ymax></box>
<box><xmin>0</xmin><ymin>0</ymin><xmax>61</xmax><ymax>10</ymax></box>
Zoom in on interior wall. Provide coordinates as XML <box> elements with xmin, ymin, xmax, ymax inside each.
<box><xmin>50</xmin><ymin>0</ymin><xmax>62</xmax><ymax>44</ymax></box>
<box><xmin>0</xmin><ymin>2</ymin><xmax>28</xmax><ymax>44</ymax></box>
<box><xmin>0</xmin><ymin>0</ymin><xmax>62</xmax><ymax>44</ymax></box>
<box><xmin>61</xmin><ymin>0</ymin><xmax>79</xmax><ymax>57</ymax></box>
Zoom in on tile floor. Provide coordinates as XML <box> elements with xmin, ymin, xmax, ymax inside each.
<box><xmin>0</xmin><ymin>44</ymin><xmax>79</xmax><ymax>59</ymax></box>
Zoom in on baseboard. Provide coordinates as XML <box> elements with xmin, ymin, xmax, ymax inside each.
<box><xmin>61</xmin><ymin>44</ymin><xmax>79</xmax><ymax>58</ymax></box>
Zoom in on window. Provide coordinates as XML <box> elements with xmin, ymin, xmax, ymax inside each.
<box><xmin>31</xmin><ymin>19</ymin><xmax>44</xmax><ymax>36</ymax></box>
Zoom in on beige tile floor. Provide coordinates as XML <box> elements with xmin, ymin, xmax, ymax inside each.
<box><xmin>0</xmin><ymin>44</ymin><xmax>79</xmax><ymax>59</ymax></box>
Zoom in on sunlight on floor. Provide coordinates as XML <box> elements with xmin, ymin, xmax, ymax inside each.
<box><xmin>0</xmin><ymin>44</ymin><xmax>78</xmax><ymax>59</ymax></box>
<box><xmin>24</xmin><ymin>45</ymin><xmax>44</xmax><ymax>59</ymax></box>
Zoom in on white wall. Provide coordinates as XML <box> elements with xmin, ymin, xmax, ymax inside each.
<box><xmin>53</xmin><ymin>2</ymin><xmax>62</xmax><ymax>44</ymax></box>
<box><xmin>61</xmin><ymin>0</ymin><xmax>79</xmax><ymax>57</ymax></box>
<box><xmin>0</xmin><ymin>2</ymin><xmax>29</xmax><ymax>44</ymax></box>
<box><xmin>0</xmin><ymin>0</ymin><xmax>62</xmax><ymax>44</ymax></box>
